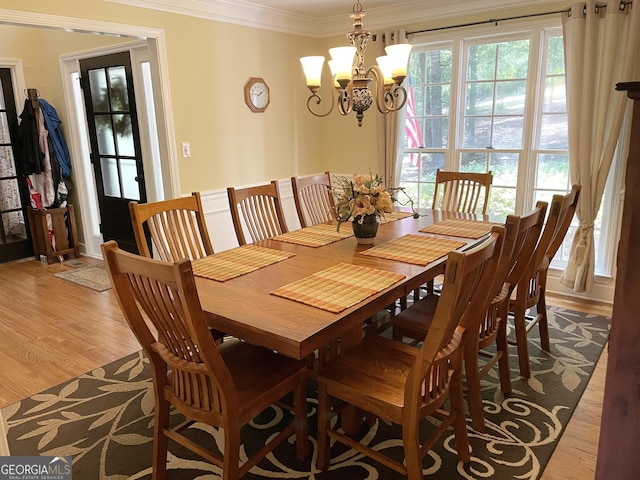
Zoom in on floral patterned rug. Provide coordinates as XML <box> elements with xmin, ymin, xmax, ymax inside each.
<box><xmin>1</xmin><ymin>306</ymin><xmax>609</xmax><ymax>480</ymax></box>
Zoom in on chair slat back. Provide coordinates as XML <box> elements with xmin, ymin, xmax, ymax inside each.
<box><xmin>129</xmin><ymin>193</ymin><xmax>214</xmax><ymax>262</ymax></box>
<box><xmin>227</xmin><ymin>181</ymin><xmax>288</xmax><ymax>245</ymax></box>
<box><xmin>432</xmin><ymin>169</ymin><xmax>493</xmax><ymax>214</ymax></box>
<box><xmin>405</xmin><ymin>226</ymin><xmax>505</xmax><ymax>408</ymax></box>
<box><xmin>291</xmin><ymin>172</ymin><xmax>335</xmax><ymax>227</ymax></box>
<box><xmin>102</xmin><ymin>241</ymin><xmax>233</xmax><ymax>416</ymax></box>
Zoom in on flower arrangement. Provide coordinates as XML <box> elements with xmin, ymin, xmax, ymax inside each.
<box><xmin>332</xmin><ymin>173</ymin><xmax>416</xmax><ymax>230</ymax></box>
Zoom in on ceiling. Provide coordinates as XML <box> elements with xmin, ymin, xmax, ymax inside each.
<box><xmin>108</xmin><ymin>0</ymin><xmax>557</xmax><ymax>37</ymax></box>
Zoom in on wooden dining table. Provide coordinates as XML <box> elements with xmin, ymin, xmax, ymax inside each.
<box><xmin>194</xmin><ymin>209</ymin><xmax>498</xmax><ymax>362</ymax></box>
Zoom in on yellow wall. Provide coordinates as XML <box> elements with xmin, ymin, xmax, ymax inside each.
<box><xmin>1</xmin><ymin>0</ymin><xmax>636</xmax><ymax>200</ymax></box>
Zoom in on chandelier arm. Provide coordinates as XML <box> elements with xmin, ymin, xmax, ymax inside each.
<box><xmin>306</xmin><ymin>88</ymin><xmax>336</xmax><ymax>118</ymax></box>
<box><xmin>384</xmin><ymin>84</ymin><xmax>408</xmax><ymax>113</ymax></box>
<box><xmin>336</xmin><ymin>81</ymin><xmax>353</xmax><ymax>116</ymax></box>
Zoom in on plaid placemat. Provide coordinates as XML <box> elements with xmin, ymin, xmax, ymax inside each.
<box><xmin>192</xmin><ymin>245</ymin><xmax>295</xmax><ymax>282</ymax></box>
<box><xmin>381</xmin><ymin>211</ymin><xmax>414</xmax><ymax>222</ymax></box>
<box><xmin>360</xmin><ymin>234</ymin><xmax>465</xmax><ymax>265</ymax></box>
<box><xmin>270</xmin><ymin>263</ymin><xmax>405</xmax><ymax>313</ymax></box>
<box><xmin>419</xmin><ymin>219</ymin><xmax>501</xmax><ymax>239</ymax></box>
<box><xmin>273</xmin><ymin>224</ymin><xmax>353</xmax><ymax>247</ymax></box>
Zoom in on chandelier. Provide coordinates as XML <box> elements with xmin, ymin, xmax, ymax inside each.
<box><xmin>300</xmin><ymin>0</ymin><xmax>412</xmax><ymax>127</ymax></box>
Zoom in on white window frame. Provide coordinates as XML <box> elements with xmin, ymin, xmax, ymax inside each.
<box><xmin>404</xmin><ymin>18</ymin><xmax>622</xmax><ymax>279</ymax></box>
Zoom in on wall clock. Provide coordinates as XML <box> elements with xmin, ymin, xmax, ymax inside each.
<box><xmin>244</xmin><ymin>77</ymin><xmax>270</xmax><ymax>112</ymax></box>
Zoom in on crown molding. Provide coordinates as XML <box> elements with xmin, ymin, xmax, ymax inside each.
<box><xmin>106</xmin><ymin>0</ymin><xmax>562</xmax><ymax>38</ymax></box>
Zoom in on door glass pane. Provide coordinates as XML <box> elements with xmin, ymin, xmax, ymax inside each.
<box><xmin>108</xmin><ymin>66</ymin><xmax>130</xmax><ymax>111</ymax></box>
<box><xmin>120</xmin><ymin>159</ymin><xmax>139</xmax><ymax>201</ymax></box>
<box><xmin>0</xmin><ymin>147</ymin><xmax>16</xmax><ymax>177</ymax></box>
<box><xmin>114</xmin><ymin>114</ymin><xmax>134</xmax><ymax>156</ymax></box>
<box><xmin>0</xmin><ymin>112</ymin><xmax>10</xmax><ymax>143</ymax></box>
<box><xmin>0</xmin><ymin>179</ymin><xmax>21</xmax><ymax>209</ymax></box>
<box><xmin>89</xmin><ymin>69</ymin><xmax>109</xmax><ymax>111</ymax></box>
<box><xmin>100</xmin><ymin>157</ymin><xmax>121</xmax><ymax>197</ymax></box>
<box><xmin>95</xmin><ymin>115</ymin><xmax>115</xmax><ymax>155</ymax></box>
<box><xmin>2</xmin><ymin>212</ymin><xmax>26</xmax><ymax>241</ymax></box>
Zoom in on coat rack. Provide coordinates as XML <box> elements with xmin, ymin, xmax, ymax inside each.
<box><xmin>26</xmin><ymin>88</ymin><xmax>40</xmax><ymax>109</ymax></box>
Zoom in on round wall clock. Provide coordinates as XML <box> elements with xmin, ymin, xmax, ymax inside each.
<box><xmin>244</xmin><ymin>77</ymin><xmax>270</xmax><ymax>112</ymax></box>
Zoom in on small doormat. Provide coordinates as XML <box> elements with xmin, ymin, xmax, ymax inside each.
<box><xmin>53</xmin><ymin>264</ymin><xmax>111</xmax><ymax>292</ymax></box>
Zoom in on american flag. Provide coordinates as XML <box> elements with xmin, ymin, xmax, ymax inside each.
<box><xmin>405</xmin><ymin>79</ymin><xmax>422</xmax><ymax>166</ymax></box>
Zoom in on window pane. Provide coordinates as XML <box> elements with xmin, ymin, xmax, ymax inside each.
<box><xmin>539</xmin><ymin>114</ymin><xmax>568</xmax><ymax>149</ymax></box>
<box><xmin>425</xmin><ymin>50</ymin><xmax>452</xmax><ymax>83</ymax></box>
<box><xmin>89</xmin><ymin>69</ymin><xmax>109</xmax><ymax>111</ymax></box>
<box><xmin>424</xmin><ymin>85</ymin><xmax>450</xmax><ymax>115</ymax></box>
<box><xmin>489</xmin><ymin>152</ymin><xmax>519</xmax><ymax>187</ymax></box>
<box><xmin>0</xmin><ymin>112</ymin><xmax>11</xmax><ymax>143</ymax></box>
<box><xmin>467</xmin><ymin>44</ymin><xmax>496</xmax><ymax>81</ymax></box>
<box><xmin>108</xmin><ymin>66</ymin><xmax>130</xmax><ymax>111</ymax></box>
<box><xmin>100</xmin><ymin>157</ymin><xmax>120</xmax><ymax>197</ymax></box>
<box><xmin>495</xmin><ymin>80</ymin><xmax>526</xmax><ymax>114</ymax></box>
<box><xmin>543</xmin><ymin>76</ymin><xmax>566</xmax><ymax>113</ymax></box>
<box><xmin>546</xmin><ymin>36</ymin><xmax>565</xmax><ymax>75</ymax></box>
<box><xmin>418</xmin><ymin>152</ymin><xmax>445</xmax><ymax>181</ymax></box>
<box><xmin>0</xmin><ymin>179</ymin><xmax>21</xmax><ymax>209</ymax></box>
<box><xmin>535</xmin><ymin>154</ymin><xmax>569</xmax><ymax>190</ymax></box>
<box><xmin>460</xmin><ymin>152</ymin><xmax>489</xmax><ymax>172</ymax></box>
<box><xmin>463</xmin><ymin>117</ymin><xmax>491</xmax><ymax>148</ymax></box>
<box><xmin>0</xmin><ymin>146</ymin><xmax>16</xmax><ymax>177</ymax></box>
<box><xmin>114</xmin><ymin>114</ymin><xmax>135</xmax><ymax>156</ymax></box>
<box><xmin>492</xmin><ymin>116</ymin><xmax>523</xmax><ymax>149</ymax></box>
<box><xmin>423</xmin><ymin>118</ymin><xmax>448</xmax><ymax>148</ymax></box>
<box><xmin>488</xmin><ymin>186</ymin><xmax>516</xmax><ymax>216</ymax></box>
<box><xmin>497</xmin><ymin>40</ymin><xmax>530</xmax><ymax>79</ymax></box>
<box><xmin>466</xmin><ymin>82</ymin><xmax>494</xmax><ymax>115</ymax></box>
<box><xmin>95</xmin><ymin>115</ymin><xmax>115</xmax><ymax>155</ymax></box>
<box><xmin>120</xmin><ymin>159</ymin><xmax>140</xmax><ymax>200</ymax></box>
<box><xmin>1</xmin><ymin>212</ymin><xmax>26</xmax><ymax>241</ymax></box>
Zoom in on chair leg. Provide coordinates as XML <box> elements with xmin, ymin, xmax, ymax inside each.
<box><xmin>512</xmin><ymin>306</ymin><xmax>532</xmax><ymax>378</ymax></box>
<box><xmin>316</xmin><ymin>383</ymin><xmax>331</xmax><ymax>471</ymax></box>
<box><xmin>222</xmin><ymin>423</ymin><xmax>241</xmax><ymax>480</ymax></box>
<box><xmin>152</xmin><ymin>398</ymin><xmax>169</xmax><ymax>480</ymax></box>
<box><xmin>463</xmin><ymin>343</ymin><xmax>485</xmax><ymax>433</ymax></box>
<box><xmin>496</xmin><ymin>320</ymin><xmax>512</xmax><ymax>395</ymax></box>
<box><xmin>449</xmin><ymin>371</ymin><xmax>471</xmax><ymax>463</ymax></box>
<box><xmin>538</xmin><ymin>288</ymin><xmax>550</xmax><ymax>352</ymax></box>
<box><xmin>402</xmin><ymin>419</ymin><xmax>424</xmax><ymax>480</ymax></box>
<box><xmin>293</xmin><ymin>379</ymin><xmax>309</xmax><ymax>460</ymax></box>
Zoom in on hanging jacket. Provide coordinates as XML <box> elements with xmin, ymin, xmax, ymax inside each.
<box><xmin>16</xmin><ymin>99</ymin><xmax>43</xmax><ymax>175</ymax></box>
<box><xmin>39</xmin><ymin>99</ymin><xmax>72</xmax><ymax>178</ymax></box>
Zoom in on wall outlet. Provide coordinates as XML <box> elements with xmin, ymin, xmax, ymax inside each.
<box><xmin>181</xmin><ymin>141</ymin><xmax>191</xmax><ymax>158</ymax></box>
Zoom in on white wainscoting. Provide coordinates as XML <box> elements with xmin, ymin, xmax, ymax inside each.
<box><xmin>198</xmin><ymin>177</ymin><xmax>303</xmax><ymax>253</ymax></box>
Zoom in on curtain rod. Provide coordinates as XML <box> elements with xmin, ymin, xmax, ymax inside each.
<box><xmin>407</xmin><ymin>1</ymin><xmax>633</xmax><ymax>36</ymax></box>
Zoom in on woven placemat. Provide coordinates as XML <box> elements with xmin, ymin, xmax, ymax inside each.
<box><xmin>419</xmin><ymin>219</ymin><xmax>501</xmax><ymax>239</ymax></box>
<box><xmin>273</xmin><ymin>224</ymin><xmax>353</xmax><ymax>247</ymax></box>
<box><xmin>270</xmin><ymin>262</ymin><xmax>405</xmax><ymax>313</ymax></box>
<box><xmin>360</xmin><ymin>234</ymin><xmax>465</xmax><ymax>265</ymax></box>
<box><xmin>192</xmin><ymin>245</ymin><xmax>295</xmax><ymax>282</ymax></box>
<box><xmin>381</xmin><ymin>211</ymin><xmax>414</xmax><ymax>222</ymax></box>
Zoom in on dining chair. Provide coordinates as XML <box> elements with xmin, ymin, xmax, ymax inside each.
<box><xmin>291</xmin><ymin>171</ymin><xmax>335</xmax><ymax>228</ymax></box>
<box><xmin>509</xmin><ymin>184</ymin><xmax>581</xmax><ymax>378</ymax></box>
<box><xmin>227</xmin><ymin>181</ymin><xmax>288</xmax><ymax>245</ymax></box>
<box><xmin>315</xmin><ymin>227</ymin><xmax>505</xmax><ymax>479</ymax></box>
<box><xmin>392</xmin><ymin>203</ymin><xmax>547</xmax><ymax>431</ymax></box>
<box><xmin>102</xmin><ymin>240</ymin><xmax>309</xmax><ymax>480</ymax></box>
<box><xmin>129</xmin><ymin>192</ymin><xmax>214</xmax><ymax>262</ymax></box>
<box><xmin>432</xmin><ymin>169</ymin><xmax>493</xmax><ymax>215</ymax></box>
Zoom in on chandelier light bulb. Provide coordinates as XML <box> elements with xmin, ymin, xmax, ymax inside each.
<box><xmin>300</xmin><ymin>56</ymin><xmax>326</xmax><ymax>89</ymax></box>
<box><xmin>384</xmin><ymin>43</ymin><xmax>413</xmax><ymax>80</ymax></box>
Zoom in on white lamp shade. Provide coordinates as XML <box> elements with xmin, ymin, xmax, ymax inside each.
<box><xmin>385</xmin><ymin>43</ymin><xmax>413</xmax><ymax>78</ymax></box>
<box><xmin>327</xmin><ymin>60</ymin><xmax>342</xmax><ymax>87</ymax></box>
<box><xmin>329</xmin><ymin>46</ymin><xmax>356</xmax><ymax>81</ymax></box>
<box><xmin>376</xmin><ymin>55</ymin><xmax>394</xmax><ymax>85</ymax></box>
<box><xmin>300</xmin><ymin>56</ymin><xmax>325</xmax><ymax>87</ymax></box>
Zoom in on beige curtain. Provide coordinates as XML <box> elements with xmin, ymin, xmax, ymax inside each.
<box><xmin>374</xmin><ymin>29</ymin><xmax>409</xmax><ymax>188</ymax></box>
<box><xmin>560</xmin><ymin>1</ymin><xmax>640</xmax><ymax>292</ymax></box>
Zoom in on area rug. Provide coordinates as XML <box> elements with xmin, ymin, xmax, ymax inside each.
<box><xmin>53</xmin><ymin>264</ymin><xmax>111</xmax><ymax>292</ymax></box>
<box><xmin>1</xmin><ymin>306</ymin><xmax>609</xmax><ymax>480</ymax></box>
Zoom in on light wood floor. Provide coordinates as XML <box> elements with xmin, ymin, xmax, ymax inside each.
<box><xmin>0</xmin><ymin>256</ymin><xmax>611</xmax><ymax>478</ymax></box>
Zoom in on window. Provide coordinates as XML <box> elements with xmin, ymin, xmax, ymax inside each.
<box><xmin>400</xmin><ymin>22</ymin><xmax>614</xmax><ymax>276</ymax></box>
